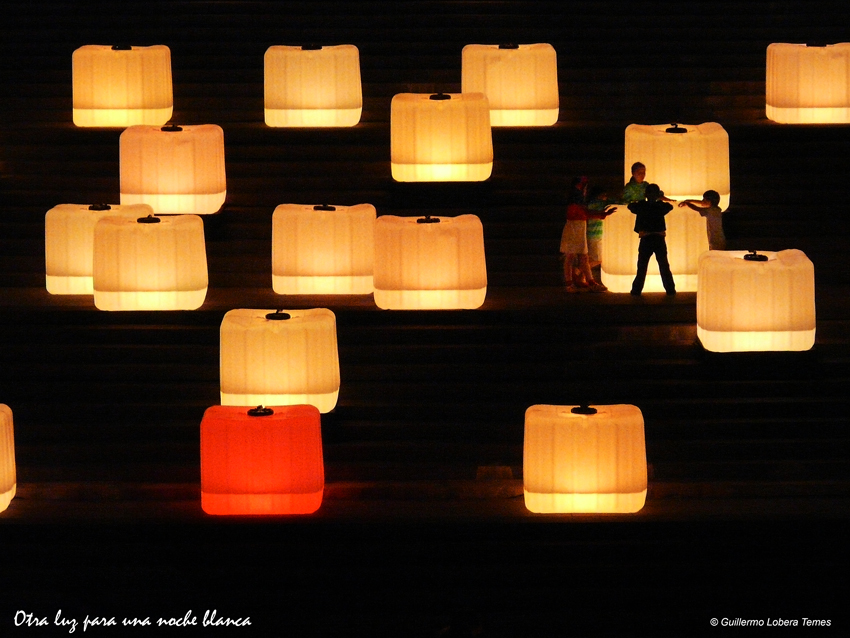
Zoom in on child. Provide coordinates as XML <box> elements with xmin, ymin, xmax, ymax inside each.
<box><xmin>561</xmin><ymin>177</ymin><xmax>615</xmax><ymax>293</ymax></box>
<box><xmin>679</xmin><ymin>190</ymin><xmax>726</xmax><ymax>250</ymax></box>
<box><xmin>586</xmin><ymin>186</ymin><xmax>609</xmax><ymax>271</ymax></box>
<box><xmin>628</xmin><ymin>183</ymin><xmax>676</xmax><ymax>296</ymax></box>
<box><xmin>621</xmin><ymin>162</ymin><xmax>647</xmax><ymax>203</ymax></box>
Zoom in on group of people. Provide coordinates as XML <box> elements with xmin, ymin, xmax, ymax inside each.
<box><xmin>560</xmin><ymin>162</ymin><xmax>726</xmax><ymax>295</ymax></box>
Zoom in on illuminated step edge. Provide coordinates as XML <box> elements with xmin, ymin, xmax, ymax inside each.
<box><xmin>220</xmin><ymin>390</ymin><xmax>340</xmax><ymax>414</ymax></box>
<box><xmin>697</xmin><ymin>326</ymin><xmax>816</xmax><ymax>353</ymax></box>
<box><xmin>390</xmin><ymin>162</ymin><xmax>493</xmax><ymax>182</ymax></box>
<box><xmin>264</xmin><ymin>108</ymin><xmax>362</xmax><ymax>127</ymax></box>
<box><xmin>373</xmin><ymin>287</ymin><xmax>487</xmax><ymax>310</ymax></box>
<box><xmin>272</xmin><ymin>275</ymin><xmax>373</xmax><ymax>295</ymax></box>
<box><xmin>201</xmin><ymin>489</ymin><xmax>323</xmax><ymax>515</ymax></box>
<box><xmin>46</xmin><ymin>275</ymin><xmax>94</xmax><ymax>295</ymax></box>
<box><xmin>73</xmin><ymin>106</ymin><xmax>173</xmax><ymax>128</ymax></box>
<box><xmin>120</xmin><ymin>192</ymin><xmax>226</xmax><ymax>215</ymax></box>
<box><xmin>600</xmin><ymin>272</ymin><xmax>699</xmax><ymax>293</ymax></box>
<box><xmin>524</xmin><ymin>489</ymin><xmax>647</xmax><ymax>514</ymax></box>
<box><xmin>766</xmin><ymin>104</ymin><xmax>850</xmax><ymax>124</ymax></box>
<box><xmin>0</xmin><ymin>484</ymin><xmax>15</xmax><ymax>513</ymax></box>
<box><xmin>489</xmin><ymin>108</ymin><xmax>558</xmax><ymax>127</ymax></box>
<box><xmin>93</xmin><ymin>289</ymin><xmax>207</xmax><ymax>311</ymax></box>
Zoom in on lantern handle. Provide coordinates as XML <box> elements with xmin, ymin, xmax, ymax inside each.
<box><xmin>417</xmin><ymin>215</ymin><xmax>441</xmax><ymax>224</ymax></box>
<box><xmin>161</xmin><ymin>123</ymin><xmax>183</xmax><ymax>132</ymax></box>
<box><xmin>247</xmin><ymin>405</ymin><xmax>275</xmax><ymax>417</ymax></box>
<box><xmin>302</xmin><ymin>44</ymin><xmax>323</xmax><ymax>50</ymax></box>
<box><xmin>499</xmin><ymin>43</ymin><xmax>520</xmax><ymax>49</ymax></box>
<box><xmin>429</xmin><ymin>92</ymin><xmax>451</xmax><ymax>101</ymax></box>
<box><xmin>111</xmin><ymin>44</ymin><xmax>132</xmax><ymax>51</ymax></box>
<box><xmin>137</xmin><ymin>214</ymin><xmax>161</xmax><ymax>224</ymax></box>
<box><xmin>571</xmin><ymin>404</ymin><xmax>598</xmax><ymax>415</ymax></box>
<box><xmin>744</xmin><ymin>250</ymin><xmax>768</xmax><ymax>262</ymax></box>
<box><xmin>89</xmin><ymin>204</ymin><xmax>112</xmax><ymax>211</ymax></box>
<box><xmin>265</xmin><ymin>309</ymin><xmax>292</xmax><ymax>320</ymax></box>
<box><xmin>313</xmin><ymin>204</ymin><xmax>337</xmax><ymax>211</ymax></box>
<box><xmin>665</xmin><ymin>123</ymin><xmax>687</xmax><ymax>134</ymax></box>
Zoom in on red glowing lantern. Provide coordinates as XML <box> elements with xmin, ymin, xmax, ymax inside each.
<box><xmin>200</xmin><ymin>405</ymin><xmax>324</xmax><ymax>515</ymax></box>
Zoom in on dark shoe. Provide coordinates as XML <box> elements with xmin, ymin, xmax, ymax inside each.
<box><xmin>630</xmin><ymin>290</ymin><xmax>641</xmax><ymax>296</ymax></box>
<box><xmin>666</xmin><ymin>290</ymin><xmax>676</xmax><ymax>296</ymax></box>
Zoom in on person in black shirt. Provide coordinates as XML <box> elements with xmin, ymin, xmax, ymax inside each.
<box><xmin>628</xmin><ymin>183</ymin><xmax>676</xmax><ymax>295</ymax></box>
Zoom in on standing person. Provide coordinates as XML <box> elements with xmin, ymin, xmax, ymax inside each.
<box><xmin>585</xmin><ymin>186</ymin><xmax>609</xmax><ymax>272</ymax></box>
<box><xmin>679</xmin><ymin>190</ymin><xmax>726</xmax><ymax>250</ymax></box>
<box><xmin>560</xmin><ymin>176</ymin><xmax>614</xmax><ymax>293</ymax></box>
<box><xmin>621</xmin><ymin>161</ymin><xmax>647</xmax><ymax>204</ymax></box>
<box><xmin>628</xmin><ymin>183</ymin><xmax>676</xmax><ymax>296</ymax></box>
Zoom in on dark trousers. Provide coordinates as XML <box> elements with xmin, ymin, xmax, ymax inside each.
<box><xmin>631</xmin><ymin>233</ymin><xmax>676</xmax><ymax>294</ymax></box>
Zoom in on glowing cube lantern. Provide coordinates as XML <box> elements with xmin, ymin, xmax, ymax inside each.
<box><xmin>374</xmin><ymin>215</ymin><xmax>487</xmax><ymax>310</ymax></box>
<box><xmin>391</xmin><ymin>93</ymin><xmax>493</xmax><ymax>181</ymax></box>
<box><xmin>767</xmin><ymin>43</ymin><xmax>850</xmax><ymax>124</ymax></box>
<box><xmin>72</xmin><ymin>44</ymin><xmax>173</xmax><ymax>127</ymax></box>
<box><xmin>461</xmin><ymin>43</ymin><xmax>559</xmax><ymax>126</ymax></box>
<box><xmin>92</xmin><ymin>214</ymin><xmax>208</xmax><ymax>311</ymax></box>
<box><xmin>0</xmin><ymin>405</ymin><xmax>15</xmax><ymax>513</ymax></box>
<box><xmin>200</xmin><ymin>405</ymin><xmax>324</xmax><ymax>515</ymax></box>
<box><xmin>220</xmin><ymin>309</ymin><xmax>340</xmax><ymax>413</ymax></box>
<box><xmin>264</xmin><ymin>44</ymin><xmax>362</xmax><ymax>127</ymax></box>
<box><xmin>272</xmin><ymin>203</ymin><xmax>376</xmax><ymax>294</ymax></box>
<box><xmin>697</xmin><ymin>250</ymin><xmax>816</xmax><ymax>352</ymax></box>
<box><xmin>120</xmin><ymin>124</ymin><xmax>226</xmax><ymax>215</ymax></box>
<box><xmin>523</xmin><ymin>404</ymin><xmax>647</xmax><ymax>514</ymax></box>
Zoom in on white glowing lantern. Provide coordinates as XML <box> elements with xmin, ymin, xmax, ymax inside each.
<box><xmin>220</xmin><ymin>308</ymin><xmax>340</xmax><ymax>413</ymax></box>
<box><xmin>624</xmin><ymin>123</ymin><xmax>730</xmax><ymax>210</ymax></box>
<box><xmin>523</xmin><ymin>404</ymin><xmax>647</xmax><ymax>514</ymax></box>
<box><xmin>461</xmin><ymin>43</ymin><xmax>559</xmax><ymax>126</ymax></box>
<box><xmin>93</xmin><ymin>214</ymin><xmax>208</xmax><ymax>311</ymax></box>
<box><xmin>600</xmin><ymin>204</ymin><xmax>708</xmax><ymax>292</ymax></box>
<box><xmin>264</xmin><ymin>44</ymin><xmax>362</xmax><ymax>127</ymax></box>
<box><xmin>391</xmin><ymin>93</ymin><xmax>493</xmax><ymax>182</ymax></box>
<box><xmin>766</xmin><ymin>43</ymin><xmax>850</xmax><ymax>124</ymax></box>
<box><xmin>45</xmin><ymin>203</ymin><xmax>154</xmax><ymax>295</ymax></box>
<box><xmin>697</xmin><ymin>250</ymin><xmax>816</xmax><ymax>352</ymax></box>
<box><xmin>72</xmin><ymin>44</ymin><xmax>173</xmax><ymax>127</ymax></box>
<box><xmin>374</xmin><ymin>214</ymin><xmax>487</xmax><ymax>310</ymax></box>
<box><xmin>0</xmin><ymin>405</ymin><xmax>15</xmax><ymax>513</ymax></box>
<box><xmin>272</xmin><ymin>203</ymin><xmax>375</xmax><ymax>294</ymax></box>
<box><xmin>120</xmin><ymin>124</ymin><xmax>226</xmax><ymax>215</ymax></box>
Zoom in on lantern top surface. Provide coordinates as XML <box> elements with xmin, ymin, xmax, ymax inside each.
<box><xmin>95</xmin><ymin>213</ymin><xmax>204</xmax><ymax>231</ymax></box>
<box><xmin>391</xmin><ymin>92</ymin><xmax>488</xmax><ymax>107</ymax></box>
<box><xmin>121</xmin><ymin>123</ymin><xmax>223</xmax><ymax>139</ymax></box>
<box><xmin>222</xmin><ymin>308</ymin><xmax>336</xmax><ymax>331</ymax></box>
<box><xmin>462</xmin><ymin>43</ymin><xmax>555</xmax><ymax>53</ymax></box>
<box><xmin>73</xmin><ymin>44</ymin><xmax>171</xmax><ymax>56</ymax></box>
<box><xmin>525</xmin><ymin>403</ymin><xmax>643</xmax><ymax>422</ymax></box>
<box><xmin>273</xmin><ymin>203</ymin><xmax>376</xmax><ymax>216</ymax></box>
<box><xmin>377</xmin><ymin>214</ymin><xmax>483</xmax><ymax>229</ymax></box>
<box><xmin>625</xmin><ymin>122</ymin><xmax>728</xmax><ymax>139</ymax></box>
<box><xmin>265</xmin><ymin>43</ymin><xmax>359</xmax><ymax>55</ymax></box>
<box><xmin>768</xmin><ymin>42</ymin><xmax>850</xmax><ymax>51</ymax></box>
<box><xmin>699</xmin><ymin>249</ymin><xmax>811</xmax><ymax>269</ymax></box>
<box><xmin>47</xmin><ymin>203</ymin><xmax>154</xmax><ymax>217</ymax></box>
<box><xmin>202</xmin><ymin>403</ymin><xmax>320</xmax><ymax>423</ymax></box>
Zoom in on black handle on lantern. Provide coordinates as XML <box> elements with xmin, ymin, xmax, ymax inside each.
<box><xmin>571</xmin><ymin>404</ymin><xmax>598</xmax><ymax>415</ymax></box>
<box><xmin>161</xmin><ymin>123</ymin><xmax>183</xmax><ymax>132</ymax></box>
<box><xmin>313</xmin><ymin>204</ymin><xmax>337</xmax><ymax>211</ymax></box>
<box><xmin>417</xmin><ymin>215</ymin><xmax>441</xmax><ymax>224</ymax></box>
<box><xmin>247</xmin><ymin>406</ymin><xmax>275</xmax><ymax>417</ymax></box>
<box><xmin>89</xmin><ymin>204</ymin><xmax>112</xmax><ymax>211</ymax></box>
<box><xmin>265</xmin><ymin>309</ymin><xmax>292</xmax><ymax>321</ymax></box>
<box><xmin>137</xmin><ymin>215</ymin><xmax>161</xmax><ymax>224</ymax></box>
<box><xmin>111</xmin><ymin>44</ymin><xmax>132</xmax><ymax>51</ymax></box>
<box><xmin>665</xmin><ymin>123</ymin><xmax>687</xmax><ymax>134</ymax></box>
<box><xmin>744</xmin><ymin>250</ymin><xmax>768</xmax><ymax>262</ymax></box>
<box><xmin>430</xmin><ymin>93</ymin><xmax>451</xmax><ymax>101</ymax></box>
<box><xmin>302</xmin><ymin>44</ymin><xmax>323</xmax><ymax>50</ymax></box>
<box><xmin>499</xmin><ymin>43</ymin><xmax>520</xmax><ymax>49</ymax></box>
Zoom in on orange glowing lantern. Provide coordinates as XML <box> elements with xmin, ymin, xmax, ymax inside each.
<box><xmin>120</xmin><ymin>124</ymin><xmax>226</xmax><ymax>215</ymax></box>
<box><xmin>391</xmin><ymin>92</ymin><xmax>493</xmax><ymax>181</ymax></box>
<box><xmin>766</xmin><ymin>43</ymin><xmax>850</xmax><ymax>124</ymax></box>
<box><xmin>624</xmin><ymin>123</ymin><xmax>730</xmax><ymax>210</ymax></box>
<box><xmin>0</xmin><ymin>404</ymin><xmax>15</xmax><ymax>513</ymax></box>
<box><xmin>523</xmin><ymin>404</ymin><xmax>647</xmax><ymax>514</ymax></box>
<box><xmin>93</xmin><ymin>214</ymin><xmax>208</xmax><ymax>311</ymax></box>
<box><xmin>697</xmin><ymin>250</ymin><xmax>816</xmax><ymax>352</ymax></box>
<box><xmin>45</xmin><ymin>203</ymin><xmax>154</xmax><ymax>295</ymax></box>
<box><xmin>374</xmin><ymin>214</ymin><xmax>487</xmax><ymax>309</ymax></box>
<box><xmin>72</xmin><ymin>44</ymin><xmax>173</xmax><ymax>127</ymax></box>
<box><xmin>600</xmin><ymin>203</ymin><xmax>708</xmax><ymax>293</ymax></box>
<box><xmin>220</xmin><ymin>308</ymin><xmax>340</xmax><ymax>413</ymax></box>
<box><xmin>461</xmin><ymin>43</ymin><xmax>559</xmax><ymax>126</ymax></box>
<box><xmin>272</xmin><ymin>203</ymin><xmax>375</xmax><ymax>294</ymax></box>
<box><xmin>264</xmin><ymin>44</ymin><xmax>362</xmax><ymax>127</ymax></box>
<box><xmin>200</xmin><ymin>404</ymin><xmax>324</xmax><ymax>515</ymax></box>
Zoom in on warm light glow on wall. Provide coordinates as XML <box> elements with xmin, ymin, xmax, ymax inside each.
<box><xmin>0</xmin><ymin>404</ymin><xmax>15</xmax><ymax>513</ymax></box>
<box><xmin>72</xmin><ymin>45</ymin><xmax>173</xmax><ymax>127</ymax></box>
<box><xmin>600</xmin><ymin>204</ymin><xmax>708</xmax><ymax>292</ymax></box>
<box><xmin>624</xmin><ymin>123</ymin><xmax>730</xmax><ymax>210</ymax></box>
<box><xmin>120</xmin><ymin>124</ymin><xmax>226</xmax><ymax>215</ymax></box>
<box><xmin>200</xmin><ymin>404</ymin><xmax>324</xmax><ymax>515</ymax></box>
<box><xmin>391</xmin><ymin>93</ymin><xmax>493</xmax><ymax>181</ymax></box>
<box><xmin>264</xmin><ymin>44</ymin><xmax>362</xmax><ymax>127</ymax></box>
<box><xmin>272</xmin><ymin>203</ymin><xmax>375</xmax><ymax>294</ymax></box>
<box><xmin>93</xmin><ymin>214</ymin><xmax>208</xmax><ymax>311</ymax></box>
<box><xmin>374</xmin><ymin>215</ymin><xmax>487</xmax><ymax>309</ymax></box>
<box><xmin>523</xmin><ymin>404</ymin><xmax>647</xmax><ymax>514</ymax></box>
<box><xmin>461</xmin><ymin>43</ymin><xmax>559</xmax><ymax>126</ymax></box>
<box><xmin>697</xmin><ymin>250</ymin><xmax>816</xmax><ymax>352</ymax></box>
<box><xmin>45</xmin><ymin>203</ymin><xmax>154</xmax><ymax>295</ymax></box>
<box><xmin>767</xmin><ymin>43</ymin><xmax>850</xmax><ymax>124</ymax></box>
<box><xmin>220</xmin><ymin>308</ymin><xmax>340</xmax><ymax>413</ymax></box>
